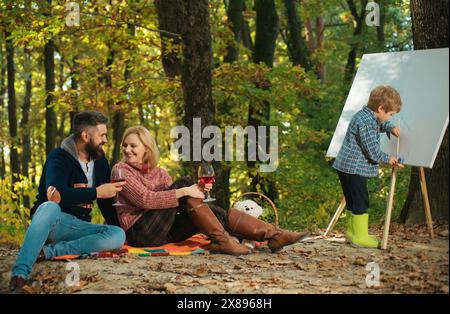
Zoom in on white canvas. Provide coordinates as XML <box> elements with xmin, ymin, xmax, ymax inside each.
<box><xmin>326</xmin><ymin>48</ymin><xmax>449</xmax><ymax>169</ymax></box>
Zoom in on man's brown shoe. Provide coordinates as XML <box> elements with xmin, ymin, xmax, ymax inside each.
<box><xmin>9</xmin><ymin>276</ymin><xmax>28</xmax><ymax>294</ymax></box>
<box><xmin>36</xmin><ymin>249</ymin><xmax>46</xmax><ymax>263</ymax></box>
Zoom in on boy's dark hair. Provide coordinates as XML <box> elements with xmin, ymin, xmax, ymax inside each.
<box><xmin>73</xmin><ymin>111</ymin><xmax>108</xmax><ymax>139</ymax></box>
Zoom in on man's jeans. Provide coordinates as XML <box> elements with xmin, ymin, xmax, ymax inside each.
<box><xmin>12</xmin><ymin>201</ymin><xmax>125</xmax><ymax>279</ymax></box>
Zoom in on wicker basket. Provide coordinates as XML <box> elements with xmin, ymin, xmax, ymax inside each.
<box><xmin>231</xmin><ymin>192</ymin><xmax>279</xmax><ymax>228</ymax></box>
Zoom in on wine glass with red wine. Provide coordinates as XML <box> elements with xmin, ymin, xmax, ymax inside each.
<box><xmin>112</xmin><ymin>168</ymin><xmax>125</xmax><ymax>206</ymax></box>
<box><xmin>198</xmin><ymin>163</ymin><xmax>216</xmax><ymax>203</ymax></box>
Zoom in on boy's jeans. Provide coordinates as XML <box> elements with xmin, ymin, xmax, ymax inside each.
<box><xmin>12</xmin><ymin>201</ymin><xmax>125</xmax><ymax>279</ymax></box>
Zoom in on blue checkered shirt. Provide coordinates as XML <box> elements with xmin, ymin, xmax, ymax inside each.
<box><xmin>333</xmin><ymin>106</ymin><xmax>394</xmax><ymax>177</ymax></box>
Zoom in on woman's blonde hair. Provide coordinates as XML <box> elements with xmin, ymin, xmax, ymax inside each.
<box><xmin>121</xmin><ymin>126</ymin><xmax>160</xmax><ymax>169</ymax></box>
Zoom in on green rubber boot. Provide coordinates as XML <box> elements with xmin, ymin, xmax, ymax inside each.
<box><xmin>350</xmin><ymin>213</ymin><xmax>379</xmax><ymax>248</ymax></box>
<box><xmin>345</xmin><ymin>214</ymin><xmax>353</xmax><ymax>243</ymax></box>
<box><xmin>346</xmin><ymin>213</ymin><xmax>377</xmax><ymax>243</ymax></box>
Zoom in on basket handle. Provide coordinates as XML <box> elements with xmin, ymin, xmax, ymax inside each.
<box><xmin>232</xmin><ymin>192</ymin><xmax>279</xmax><ymax>227</ymax></box>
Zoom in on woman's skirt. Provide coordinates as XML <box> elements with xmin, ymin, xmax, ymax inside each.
<box><xmin>125</xmin><ymin>176</ymin><xmax>229</xmax><ymax>247</ymax></box>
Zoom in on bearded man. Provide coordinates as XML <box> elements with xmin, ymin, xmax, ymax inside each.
<box><xmin>10</xmin><ymin>111</ymin><xmax>126</xmax><ymax>293</ymax></box>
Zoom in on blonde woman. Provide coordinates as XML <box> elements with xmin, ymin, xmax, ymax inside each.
<box><xmin>111</xmin><ymin>126</ymin><xmax>307</xmax><ymax>255</ymax></box>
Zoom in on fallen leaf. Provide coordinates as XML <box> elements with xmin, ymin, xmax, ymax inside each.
<box><xmin>353</xmin><ymin>257</ymin><xmax>366</xmax><ymax>266</ymax></box>
<box><xmin>416</xmin><ymin>252</ymin><xmax>428</xmax><ymax>262</ymax></box>
<box><xmin>194</xmin><ymin>265</ymin><xmax>209</xmax><ymax>277</ymax></box>
<box><xmin>21</xmin><ymin>285</ymin><xmax>41</xmax><ymax>294</ymax></box>
<box><xmin>66</xmin><ymin>280</ymin><xmax>87</xmax><ymax>293</ymax></box>
<box><xmin>438</xmin><ymin>230</ymin><xmax>449</xmax><ymax>237</ymax></box>
<box><xmin>164</xmin><ymin>283</ymin><xmax>180</xmax><ymax>293</ymax></box>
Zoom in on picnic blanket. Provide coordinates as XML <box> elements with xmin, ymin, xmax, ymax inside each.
<box><xmin>124</xmin><ymin>233</ymin><xmax>211</xmax><ymax>257</ymax></box>
<box><xmin>51</xmin><ymin>234</ymin><xmax>211</xmax><ymax>260</ymax></box>
<box><xmin>50</xmin><ymin>234</ymin><xmax>268</xmax><ymax>261</ymax></box>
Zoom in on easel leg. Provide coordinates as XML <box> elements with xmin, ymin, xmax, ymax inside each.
<box><xmin>381</xmin><ymin>168</ymin><xmax>397</xmax><ymax>250</ymax></box>
<box><xmin>324</xmin><ymin>197</ymin><xmax>346</xmax><ymax>237</ymax></box>
<box><xmin>419</xmin><ymin>167</ymin><xmax>434</xmax><ymax>239</ymax></box>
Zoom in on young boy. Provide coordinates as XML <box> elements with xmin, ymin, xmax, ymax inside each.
<box><xmin>333</xmin><ymin>85</ymin><xmax>403</xmax><ymax>248</ymax></box>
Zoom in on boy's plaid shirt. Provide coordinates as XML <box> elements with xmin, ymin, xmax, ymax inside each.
<box><xmin>333</xmin><ymin>106</ymin><xmax>394</xmax><ymax>178</ymax></box>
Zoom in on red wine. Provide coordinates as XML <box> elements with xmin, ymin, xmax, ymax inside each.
<box><xmin>111</xmin><ymin>179</ymin><xmax>126</xmax><ymax>183</ymax></box>
<box><xmin>198</xmin><ymin>176</ymin><xmax>215</xmax><ymax>186</ymax></box>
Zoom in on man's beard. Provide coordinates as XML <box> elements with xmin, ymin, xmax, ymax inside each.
<box><xmin>86</xmin><ymin>139</ymin><xmax>105</xmax><ymax>160</ymax></box>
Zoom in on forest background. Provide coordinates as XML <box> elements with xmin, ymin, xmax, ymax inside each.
<box><xmin>0</xmin><ymin>0</ymin><xmax>448</xmax><ymax>244</ymax></box>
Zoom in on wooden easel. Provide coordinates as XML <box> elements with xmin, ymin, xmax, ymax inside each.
<box><xmin>325</xmin><ymin>127</ymin><xmax>435</xmax><ymax>249</ymax></box>
<box><xmin>324</xmin><ymin>197</ymin><xmax>346</xmax><ymax>237</ymax></box>
<box><xmin>380</xmin><ymin>166</ymin><xmax>434</xmax><ymax>249</ymax></box>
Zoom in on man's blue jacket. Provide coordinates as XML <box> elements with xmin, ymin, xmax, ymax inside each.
<box><xmin>30</xmin><ymin>135</ymin><xmax>119</xmax><ymax>225</ymax></box>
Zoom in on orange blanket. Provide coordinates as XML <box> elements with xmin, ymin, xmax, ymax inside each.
<box><xmin>52</xmin><ymin>234</ymin><xmax>210</xmax><ymax>260</ymax></box>
<box><xmin>124</xmin><ymin>234</ymin><xmax>211</xmax><ymax>256</ymax></box>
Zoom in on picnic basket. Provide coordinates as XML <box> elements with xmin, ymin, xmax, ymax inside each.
<box><xmin>231</xmin><ymin>192</ymin><xmax>279</xmax><ymax>228</ymax></box>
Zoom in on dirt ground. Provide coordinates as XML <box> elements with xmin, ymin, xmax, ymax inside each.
<box><xmin>0</xmin><ymin>222</ymin><xmax>448</xmax><ymax>294</ymax></box>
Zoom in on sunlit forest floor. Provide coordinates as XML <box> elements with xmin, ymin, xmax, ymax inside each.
<box><xmin>0</xmin><ymin>222</ymin><xmax>448</xmax><ymax>294</ymax></box>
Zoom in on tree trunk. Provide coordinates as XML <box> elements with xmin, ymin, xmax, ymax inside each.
<box><xmin>56</xmin><ymin>56</ymin><xmax>65</xmax><ymax>146</ymax></box>
<box><xmin>22</xmin><ymin>0</ymin><xmax>32</xmax><ymax>200</ymax></box>
<box><xmin>102</xmin><ymin>49</ymin><xmax>122</xmax><ymax>166</ymax></box>
<box><xmin>155</xmin><ymin>0</ymin><xmax>184</xmax><ymax>124</ymax></box>
<box><xmin>315</xmin><ymin>16</ymin><xmax>325</xmax><ymax>81</ymax></box>
<box><xmin>44</xmin><ymin>0</ymin><xmax>57</xmax><ymax>156</ymax></box>
<box><xmin>111</xmin><ymin>109</ymin><xmax>125</xmax><ymax>165</ymax></box>
<box><xmin>113</xmin><ymin>23</ymin><xmax>135</xmax><ymax>165</ymax></box>
<box><xmin>304</xmin><ymin>18</ymin><xmax>315</xmax><ymax>53</ymax></box>
<box><xmin>0</xmin><ymin>146</ymin><xmax>5</xmax><ymax>180</ymax></box>
<box><xmin>149</xmin><ymin>104</ymin><xmax>159</xmax><ymax>145</ymax></box>
<box><xmin>410</xmin><ymin>0</ymin><xmax>449</xmax><ymax>49</ymax></box>
<box><xmin>253</xmin><ymin>0</ymin><xmax>279</xmax><ymax>68</ymax></box>
<box><xmin>248</xmin><ymin>0</ymin><xmax>278</xmax><ymax>202</ymax></box>
<box><xmin>241</xmin><ymin>1</ymin><xmax>253</xmax><ymax>53</ymax></box>
<box><xmin>217</xmin><ymin>0</ymin><xmax>247</xmax><ymax>209</ymax></box>
<box><xmin>69</xmin><ymin>56</ymin><xmax>78</xmax><ymax>135</ymax></box>
<box><xmin>400</xmin><ymin>0</ymin><xmax>449</xmax><ymax>223</ymax></box>
<box><xmin>304</xmin><ymin>15</ymin><xmax>325</xmax><ymax>81</ymax></box>
<box><xmin>223</xmin><ymin>0</ymin><xmax>244</xmax><ymax>63</ymax></box>
<box><xmin>180</xmin><ymin>0</ymin><xmax>223</xmax><ymax>205</ymax></box>
<box><xmin>5</xmin><ymin>29</ymin><xmax>20</xmax><ymax>185</ymax></box>
<box><xmin>180</xmin><ymin>0</ymin><xmax>216</xmax><ymax>152</ymax></box>
<box><xmin>155</xmin><ymin>0</ymin><xmax>183</xmax><ymax>78</ymax></box>
<box><xmin>137</xmin><ymin>103</ymin><xmax>146</xmax><ymax>127</ymax></box>
<box><xmin>21</xmin><ymin>47</ymin><xmax>32</xmax><ymax>209</ymax></box>
<box><xmin>0</xmin><ymin>41</ymin><xmax>6</xmax><ymax>179</ymax></box>
<box><xmin>57</xmin><ymin>113</ymin><xmax>66</xmax><ymax>146</ymax></box>
<box><xmin>344</xmin><ymin>0</ymin><xmax>368</xmax><ymax>83</ymax></box>
<box><xmin>283</xmin><ymin>0</ymin><xmax>311</xmax><ymax>71</ymax></box>
<box><xmin>376</xmin><ymin>0</ymin><xmax>386</xmax><ymax>50</ymax></box>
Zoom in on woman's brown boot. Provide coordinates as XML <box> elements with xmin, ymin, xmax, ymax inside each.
<box><xmin>186</xmin><ymin>198</ymin><xmax>251</xmax><ymax>255</ymax></box>
<box><xmin>228</xmin><ymin>208</ymin><xmax>309</xmax><ymax>253</ymax></box>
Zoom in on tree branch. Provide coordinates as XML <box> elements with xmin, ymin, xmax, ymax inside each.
<box><xmin>80</xmin><ymin>12</ymin><xmax>181</xmax><ymax>37</ymax></box>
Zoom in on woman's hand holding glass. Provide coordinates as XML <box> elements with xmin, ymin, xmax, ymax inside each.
<box><xmin>202</xmin><ymin>183</ymin><xmax>213</xmax><ymax>193</ymax></box>
<box><xmin>176</xmin><ymin>184</ymin><xmax>205</xmax><ymax>199</ymax></box>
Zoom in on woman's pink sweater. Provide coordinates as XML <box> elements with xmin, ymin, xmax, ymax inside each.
<box><xmin>111</xmin><ymin>162</ymin><xmax>179</xmax><ymax>231</ymax></box>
